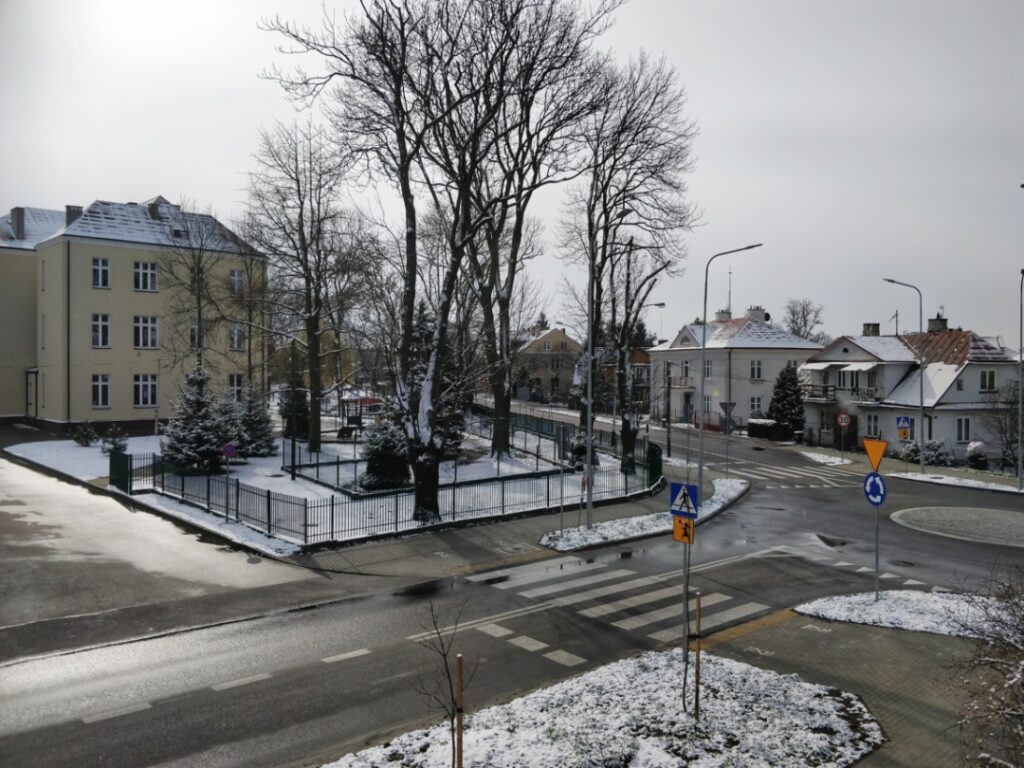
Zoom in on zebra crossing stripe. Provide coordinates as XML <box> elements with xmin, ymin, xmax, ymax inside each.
<box><xmin>648</xmin><ymin>602</ymin><xmax>769</xmax><ymax>642</ymax></box>
<box><xmin>466</xmin><ymin>556</ymin><xmax>582</xmax><ymax>582</ymax></box>
<box><xmin>612</xmin><ymin>592</ymin><xmax>731</xmax><ymax>631</ymax></box>
<box><xmin>492</xmin><ymin>560</ymin><xmax>608</xmax><ymax>590</ymax></box>
<box><xmin>518</xmin><ymin>569</ymin><xmax>636</xmax><ymax>599</ymax></box>
<box><xmin>549</xmin><ymin>575</ymin><xmax>668</xmax><ymax>607</ymax></box>
<box><xmin>581</xmin><ymin>585</ymin><xmax>682</xmax><ymax>618</ymax></box>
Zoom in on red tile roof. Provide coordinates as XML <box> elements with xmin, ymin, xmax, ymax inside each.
<box><xmin>900</xmin><ymin>330</ymin><xmax>1013</xmax><ymax>365</ymax></box>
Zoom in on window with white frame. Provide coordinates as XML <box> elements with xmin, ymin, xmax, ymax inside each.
<box><xmin>92</xmin><ymin>258</ymin><xmax>109</xmax><ymax>288</ymax></box>
<box><xmin>133</xmin><ymin>374</ymin><xmax>158</xmax><ymax>407</ymax></box>
<box><xmin>560</xmin><ymin>340</ymin><xmax>567</xmax><ymax>350</ymax></box>
<box><xmin>703</xmin><ymin>395</ymin><xmax>711</xmax><ymax>414</ymax></box>
<box><xmin>229</xmin><ymin>322</ymin><xmax>245</xmax><ymax>351</ymax></box>
<box><xmin>543</xmin><ymin>340</ymin><xmax>551</xmax><ymax>350</ymax></box>
<box><xmin>703</xmin><ymin>359</ymin><xmax>712</xmax><ymax>379</ymax></box>
<box><xmin>91</xmin><ymin>374</ymin><xmax>110</xmax><ymax>409</ymax></box>
<box><xmin>866</xmin><ymin>413</ymin><xmax>879</xmax><ymax>437</ymax></box>
<box><xmin>979</xmin><ymin>369</ymin><xmax>996</xmax><ymax>392</ymax></box>
<box><xmin>134</xmin><ymin>261</ymin><xmax>158</xmax><ymax>291</ymax></box>
<box><xmin>750</xmin><ymin>396</ymin><xmax>762</xmax><ymax>415</ymax></box>
<box><xmin>134</xmin><ymin>316</ymin><xmax>159</xmax><ymax>349</ymax></box>
<box><xmin>551</xmin><ymin>357</ymin><xmax>560</xmax><ymax>371</ymax></box>
<box><xmin>956</xmin><ymin>417</ymin><xmax>971</xmax><ymax>443</ymax></box>
<box><xmin>682</xmin><ymin>360</ymin><xmax>690</xmax><ymax>378</ymax></box>
<box><xmin>229</xmin><ymin>373</ymin><xmax>244</xmax><ymax>401</ymax></box>
<box><xmin>750</xmin><ymin>359</ymin><xmax>762</xmax><ymax>380</ymax></box>
<box><xmin>228</xmin><ymin>268</ymin><xmax>243</xmax><ymax>296</ymax></box>
<box><xmin>92</xmin><ymin>314</ymin><xmax>110</xmax><ymax>348</ymax></box>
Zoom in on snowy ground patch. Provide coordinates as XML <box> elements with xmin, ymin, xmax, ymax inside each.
<box><xmin>801</xmin><ymin>451</ymin><xmax>852</xmax><ymax>467</ymax></box>
<box><xmin>663</xmin><ymin>455</ymin><xmax>697</xmax><ymax>469</ymax></box>
<box><xmin>539</xmin><ymin>478</ymin><xmax>748</xmax><ymax>551</ymax></box>
<box><xmin>6</xmin><ymin>436</ymin><xmax>163</xmax><ymax>480</ymax></box>
<box><xmin>323</xmin><ymin>647</ymin><xmax>882</xmax><ymax>768</ymax></box>
<box><xmin>889</xmin><ymin>472</ymin><xmax>1023</xmax><ymax>494</ymax></box>
<box><xmin>796</xmin><ymin>590</ymin><xmax>1003</xmax><ymax>638</ymax></box>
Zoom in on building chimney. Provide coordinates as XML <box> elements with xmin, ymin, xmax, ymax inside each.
<box><xmin>715</xmin><ymin>308</ymin><xmax>732</xmax><ymax>322</ymax></box>
<box><xmin>10</xmin><ymin>207</ymin><xmax>25</xmax><ymax>240</ymax></box>
<box><xmin>65</xmin><ymin>205</ymin><xmax>83</xmax><ymax>226</ymax></box>
<box><xmin>148</xmin><ymin>202</ymin><xmax>161</xmax><ymax>219</ymax></box>
<box><xmin>928</xmin><ymin>314</ymin><xmax>948</xmax><ymax>333</ymax></box>
<box><xmin>746</xmin><ymin>305</ymin><xmax>768</xmax><ymax>323</ymax></box>
<box><xmin>862</xmin><ymin>322</ymin><xmax>880</xmax><ymax>337</ymax></box>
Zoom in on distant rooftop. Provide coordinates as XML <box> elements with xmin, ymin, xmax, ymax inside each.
<box><xmin>0</xmin><ymin>207</ymin><xmax>64</xmax><ymax>250</ymax></box>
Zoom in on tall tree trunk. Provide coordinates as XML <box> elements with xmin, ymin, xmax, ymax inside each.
<box><xmin>306</xmin><ymin>314</ymin><xmax>322</xmax><ymax>452</ymax></box>
<box><xmin>410</xmin><ymin>442</ymin><xmax>441</xmax><ymax>523</ymax></box>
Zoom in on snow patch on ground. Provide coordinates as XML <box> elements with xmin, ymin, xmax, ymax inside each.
<box><xmin>796</xmin><ymin>590</ymin><xmax>1002</xmax><ymax>638</ymax></box>
<box><xmin>539</xmin><ymin>478</ymin><xmax>748</xmax><ymax>551</ymax></box>
<box><xmin>6</xmin><ymin>436</ymin><xmax>163</xmax><ymax>480</ymax></box>
<box><xmin>801</xmin><ymin>451</ymin><xmax>852</xmax><ymax>466</ymax></box>
<box><xmin>889</xmin><ymin>472</ymin><xmax>1024</xmax><ymax>494</ymax></box>
<box><xmin>323</xmin><ymin>647</ymin><xmax>882</xmax><ymax>768</ymax></box>
<box><xmin>663</xmin><ymin>455</ymin><xmax>697</xmax><ymax>468</ymax></box>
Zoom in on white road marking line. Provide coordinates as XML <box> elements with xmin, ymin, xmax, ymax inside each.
<box><xmin>549</xmin><ymin>575</ymin><xmax>668</xmax><ymax>606</ymax></box>
<box><xmin>881</xmin><ymin>573</ymin><xmax>900</xmax><ymax>579</ymax></box>
<box><xmin>322</xmin><ymin>648</ymin><xmax>371</xmax><ymax>664</ymax></box>
<box><xmin>508</xmin><ymin>635</ymin><xmax>549</xmax><ymax>652</ymax></box>
<box><xmin>904</xmin><ymin>579</ymin><xmax>926</xmax><ymax>586</ymax></box>
<box><xmin>856</xmin><ymin>566</ymin><xmax>873</xmax><ymax>573</ymax></box>
<box><xmin>647</xmin><ymin>602</ymin><xmax>769</xmax><ymax>642</ymax></box>
<box><xmin>580</xmin><ymin>585</ymin><xmax>681</xmax><ymax>618</ymax></box>
<box><xmin>931</xmin><ymin>586</ymin><xmax>951</xmax><ymax>592</ymax></box>
<box><xmin>476</xmin><ymin>623</ymin><xmax>514</xmax><ymax>638</ymax></box>
<box><xmin>833</xmin><ymin>561</ymin><xmax>854</xmax><ymax>567</ymax></box>
<box><xmin>466</xmin><ymin>556</ymin><xmax>581</xmax><ymax>582</ymax></box>
<box><xmin>82</xmin><ymin>702</ymin><xmax>152</xmax><ymax>724</ymax></box>
<box><xmin>544</xmin><ymin>650</ymin><xmax>586</xmax><ymax>666</ymax></box>
<box><xmin>493</xmin><ymin>561</ymin><xmax>608</xmax><ymax>590</ymax></box>
<box><xmin>612</xmin><ymin>593</ymin><xmax>731</xmax><ymax>631</ymax></box>
<box><xmin>518</xmin><ymin>569</ymin><xmax>636</xmax><ymax>598</ymax></box>
<box><xmin>212</xmin><ymin>673</ymin><xmax>272</xmax><ymax>691</ymax></box>
<box><xmin>407</xmin><ymin>602</ymin><xmax>554</xmax><ymax>641</ymax></box>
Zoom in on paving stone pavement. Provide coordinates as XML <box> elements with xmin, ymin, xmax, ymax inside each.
<box><xmin>708</xmin><ymin>611</ymin><xmax>972</xmax><ymax>767</ymax></box>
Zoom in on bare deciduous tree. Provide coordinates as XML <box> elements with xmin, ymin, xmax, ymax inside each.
<box><xmin>561</xmin><ymin>52</ymin><xmax>696</xmax><ymax>470</ymax></box>
<box><xmin>784</xmin><ymin>298</ymin><xmax>831</xmax><ymax>345</ymax></box>
<box><xmin>981</xmin><ymin>381</ymin><xmax>1020</xmax><ymax>472</ymax></box>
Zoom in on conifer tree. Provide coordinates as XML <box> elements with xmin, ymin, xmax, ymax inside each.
<box><xmin>162</xmin><ymin>367</ymin><xmax>225</xmax><ymax>473</ymax></box>
<box><xmin>216</xmin><ymin>393</ymin><xmax>249</xmax><ymax>460</ymax></box>
<box><xmin>240</xmin><ymin>382</ymin><xmax>277</xmax><ymax>457</ymax></box>
<box><xmin>767</xmin><ymin>363</ymin><xmax>806</xmax><ymax>435</ymax></box>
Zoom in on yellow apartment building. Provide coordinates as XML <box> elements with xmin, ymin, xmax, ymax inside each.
<box><xmin>0</xmin><ymin>196</ymin><xmax>263</xmax><ymax>432</ymax></box>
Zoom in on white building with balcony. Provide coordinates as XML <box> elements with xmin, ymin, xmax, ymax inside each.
<box><xmin>649</xmin><ymin>306</ymin><xmax>822</xmax><ymax>429</ymax></box>
<box><xmin>800</xmin><ymin>317</ymin><xmax>1019</xmax><ymax>463</ymax></box>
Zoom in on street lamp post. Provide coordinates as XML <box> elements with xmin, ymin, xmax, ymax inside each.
<box><xmin>883</xmin><ymin>278</ymin><xmax>925</xmax><ymax>474</ymax></box>
<box><xmin>697</xmin><ymin>244</ymin><xmax>763</xmax><ymax>508</ymax></box>
<box><xmin>1017</xmin><ymin>265</ymin><xmax>1023</xmax><ymax>490</ymax></box>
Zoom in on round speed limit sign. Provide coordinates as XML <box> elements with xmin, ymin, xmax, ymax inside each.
<box><xmin>837</xmin><ymin>413</ymin><xmax>851</xmax><ymax>428</ymax></box>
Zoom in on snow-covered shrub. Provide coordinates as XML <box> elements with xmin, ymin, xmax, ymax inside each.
<box><xmin>162</xmin><ymin>367</ymin><xmax>225</xmax><ymax>473</ymax></box>
<box><xmin>72</xmin><ymin>422</ymin><xmax>98</xmax><ymax>447</ymax></box>
<box><xmin>966</xmin><ymin>441</ymin><xmax>989</xmax><ymax>470</ymax></box>
<box><xmin>100</xmin><ymin>424</ymin><xmax>127</xmax><ymax>455</ymax></box>
<box><xmin>900</xmin><ymin>439</ymin><xmax>954</xmax><ymax>467</ymax></box>
<box><xmin>216</xmin><ymin>394</ymin><xmax>249</xmax><ymax>461</ymax></box>
<box><xmin>359</xmin><ymin>420</ymin><xmax>410</xmax><ymax>490</ymax></box>
<box><xmin>240</xmin><ymin>383</ymin><xmax>276</xmax><ymax>457</ymax></box>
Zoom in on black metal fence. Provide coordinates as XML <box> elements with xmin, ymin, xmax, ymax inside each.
<box><xmin>113</xmin><ymin>449</ymin><xmax>657</xmax><ymax>547</ymax></box>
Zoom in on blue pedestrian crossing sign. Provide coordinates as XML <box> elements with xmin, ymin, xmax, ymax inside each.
<box><xmin>896</xmin><ymin>416</ymin><xmax>912</xmax><ymax>429</ymax></box>
<box><xmin>863</xmin><ymin>472</ymin><xmax>887</xmax><ymax>507</ymax></box>
<box><xmin>669</xmin><ymin>482</ymin><xmax>699</xmax><ymax>520</ymax></box>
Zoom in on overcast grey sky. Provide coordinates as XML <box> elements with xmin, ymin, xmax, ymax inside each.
<box><xmin>2</xmin><ymin>0</ymin><xmax>1021</xmax><ymax>346</ymax></box>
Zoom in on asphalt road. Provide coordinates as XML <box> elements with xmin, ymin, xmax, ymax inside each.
<box><xmin>3</xmin><ymin>417</ymin><xmax>1024</xmax><ymax>767</ymax></box>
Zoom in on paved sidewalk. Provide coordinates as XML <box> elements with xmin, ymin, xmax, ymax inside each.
<box><xmin>709</xmin><ymin>611</ymin><xmax>971</xmax><ymax>767</ymax></box>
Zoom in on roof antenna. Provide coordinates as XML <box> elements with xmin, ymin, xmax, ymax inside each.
<box><xmin>727</xmin><ymin>268</ymin><xmax>732</xmax><ymax>313</ymax></box>
<box><xmin>890</xmin><ymin>309</ymin><xmax>899</xmax><ymax>336</ymax></box>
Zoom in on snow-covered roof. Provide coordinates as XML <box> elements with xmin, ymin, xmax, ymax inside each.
<box><xmin>0</xmin><ymin>207</ymin><xmax>64</xmax><ymax>250</ymax></box>
<box><xmin>667</xmin><ymin>318</ymin><xmax>822</xmax><ymax>351</ymax></box>
<box><xmin>37</xmin><ymin>196</ymin><xmax>248</xmax><ymax>253</ymax></box>
<box><xmin>884</xmin><ymin>363</ymin><xmax>962</xmax><ymax>407</ymax></box>
<box><xmin>850</xmin><ymin>336</ymin><xmax>917</xmax><ymax>362</ymax></box>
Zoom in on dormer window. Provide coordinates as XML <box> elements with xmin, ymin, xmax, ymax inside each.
<box><xmin>979</xmin><ymin>369</ymin><xmax>996</xmax><ymax>392</ymax></box>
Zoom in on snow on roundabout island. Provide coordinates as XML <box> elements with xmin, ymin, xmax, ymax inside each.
<box><xmin>796</xmin><ymin>590</ymin><xmax>1003</xmax><ymax>638</ymax></box>
<box><xmin>324</xmin><ymin>647</ymin><xmax>882</xmax><ymax>768</ymax></box>
<box><xmin>539</xmin><ymin>479</ymin><xmax>748</xmax><ymax>551</ymax></box>
<box><xmin>800</xmin><ymin>452</ymin><xmax>852</xmax><ymax>467</ymax></box>
<box><xmin>889</xmin><ymin>472</ymin><xmax>1024</xmax><ymax>494</ymax></box>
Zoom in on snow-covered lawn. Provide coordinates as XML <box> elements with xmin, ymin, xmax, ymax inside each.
<box><xmin>324</xmin><ymin>647</ymin><xmax>881</xmax><ymax>768</ymax></box>
<box><xmin>796</xmin><ymin>590</ymin><xmax>1003</xmax><ymax>638</ymax></box>
<box><xmin>801</xmin><ymin>451</ymin><xmax>852</xmax><ymax>467</ymax></box>
<box><xmin>6</xmin><ymin>435</ymin><xmax>164</xmax><ymax>481</ymax></box>
<box><xmin>539</xmin><ymin>478</ymin><xmax>748</xmax><ymax>551</ymax></box>
<box><xmin>889</xmin><ymin>472</ymin><xmax>1024</xmax><ymax>494</ymax></box>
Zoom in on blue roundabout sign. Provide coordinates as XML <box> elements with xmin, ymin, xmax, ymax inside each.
<box><xmin>863</xmin><ymin>472</ymin><xmax>887</xmax><ymax>507</ymax></box>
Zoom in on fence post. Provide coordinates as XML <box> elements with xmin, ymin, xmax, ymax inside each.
<box><xmin>304</xmin><ymin>497</ymin><xmax>309</xmax><ymax>544</ymax></box>
<box><xmin>160</xmin><ymin>454</ymin><xmax>164</xmax><ymax>491</ymax></box>
<box><xmin>206</xmin><ymin>473</ymin><xmax>211</xmax><ymax>510</ymax></box>
<box><xmin>336</xmin><ymin>461</ymin><xmax>340</xmax><ymax>488</ymax></box>
<box><xmin>501</xmin><ymin>478</ymin><xmax>505</xmax><ymax>516</ymax></box>
<box><xmin>330</xmin><ymin>495</ymin><xmax>335</xmax><ymax>540</ymax></box>
<box><xmin>235</xmin><ymin>477</ymin><xmax>240</xmax><ymax>520</ymax></box>
<box><xmin>266</xmin><ymin>489</ymin><xmax>272</xmax><ymax>534</ymax></box>
<box><xmin>394</xmin><ymin>493</ymin><xmax>399</xmax><ymax>532</ymax></box>
<box><xmin>316</xmin><ymin>450</ymin><xmax>320</xmax><ymax>481</ymax></box>
<box><xmin>546</xmin><ymin>474</ymin><xmax>550</xmax><ymax>508</ymax></box>
<box><xmin>127</xmin><ymin>454</ymin><xmax>134</xmax><ymax>495</ymax></box>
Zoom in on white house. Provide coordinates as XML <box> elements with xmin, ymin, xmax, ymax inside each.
<box><xmin>648</xmin><ymin>306</ymin><xmax>822</xmax><ymax>429</ymax></box>
<box><xmin>800</xmin><ymin>317</ymin><xmax>1019</xmax><ymax>463</ymax></box>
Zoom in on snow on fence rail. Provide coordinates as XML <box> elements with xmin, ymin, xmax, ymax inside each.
<box><xmin>117</xmin><ymin>452</ymin><xmax>656</xmax><ymax>547</ymax></box>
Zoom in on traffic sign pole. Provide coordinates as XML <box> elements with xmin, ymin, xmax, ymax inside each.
<box><xmin>863</xmin><ymin>469</ymin><xmax>888</xmax><ymax>602</ymax></box>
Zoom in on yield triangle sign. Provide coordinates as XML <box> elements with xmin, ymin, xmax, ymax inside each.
<box><xmin>863</xmin><ymin>438</ymin><xmax>888</xmax><ymax>472</ymax></box>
